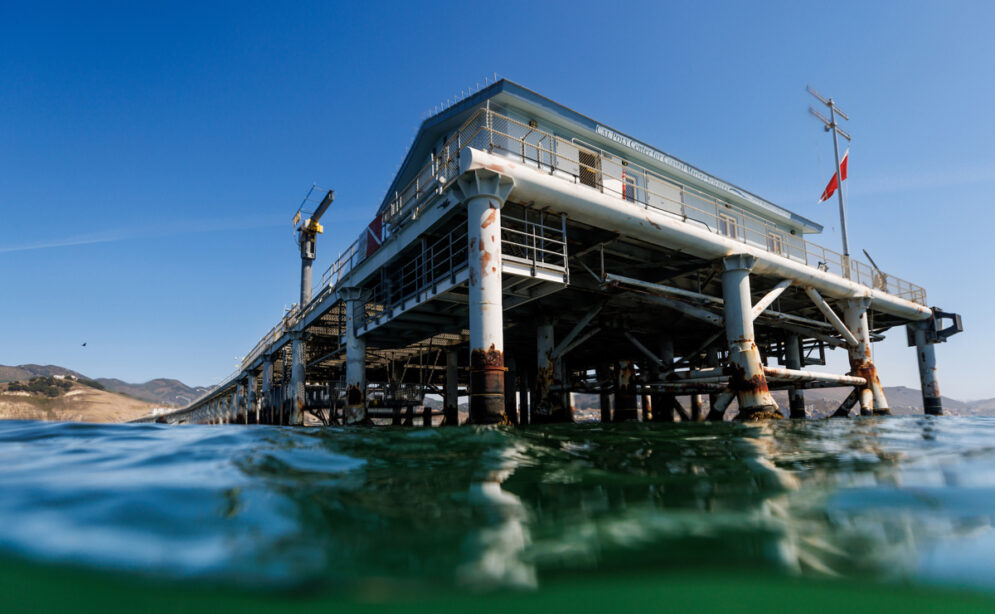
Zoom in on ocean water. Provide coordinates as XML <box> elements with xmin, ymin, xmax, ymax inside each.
<box><xmin>3</xmin><ymin>417</ymin><xmax>995</xmax><ymax>611</ymax></box>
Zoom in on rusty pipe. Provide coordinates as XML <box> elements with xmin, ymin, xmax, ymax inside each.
<box><xmin>762</xmin><ymin>366</ymin><xmax>867</xmax><ymax>387</ymax></box>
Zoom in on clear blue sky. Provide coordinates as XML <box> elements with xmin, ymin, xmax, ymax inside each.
<box><xmin>2</xmin><ymin>1</ymin><xmax>992</xmax><ymax>399</ymax></box>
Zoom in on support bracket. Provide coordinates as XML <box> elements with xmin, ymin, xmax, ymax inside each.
<box><xmin>906</xmin><ymin>307</ymin><xmax>964</xmax><ymax>345</ymax></box>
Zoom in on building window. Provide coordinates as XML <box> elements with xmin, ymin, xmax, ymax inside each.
<box><xmin>624</xmin><ymin>175</ymin><xmax>636</xmax><ymax>202</ymax></box>
<box><xmin>578</xmin><ymin>149</ymin><xmax>601</xmax><ymax>190</ymax></box>
<box><xmin>718</xmin><ymin>213</ymin><xmax>739</xmax><ymax>239</ymax></box>
<box><xmin>767</xmin><ymin>231</ymin><xmax>785</xmax><ymax>255</ymax></box>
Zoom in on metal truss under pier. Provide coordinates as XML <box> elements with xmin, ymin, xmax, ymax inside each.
<box><xmin>136</xmin><ymin>81</ymin><xmax>961</xmax><ymax>427</ymax></box>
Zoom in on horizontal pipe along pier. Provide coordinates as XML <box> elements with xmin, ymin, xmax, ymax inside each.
<box><xmin>139</xmin><ymin>82</ymin><xmax>961</xmax><ymax>426</ymax></box>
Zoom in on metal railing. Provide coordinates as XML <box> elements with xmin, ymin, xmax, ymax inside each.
<box><xmin>360</xmin><ymin>207</ymin><xmax>569</xmax><ymax>330</ymax></box>
<box><xmin>478</xmin><ymin>110</ymin><xmax>927</xmax><ymax>304</ymax></box>
<box><xmin>361</xmin><ymin>223</ymin><xmax>470</xmax><ymax>329</ymax></box>
<box><xmin>360</xmin><ymin>108</ymin><xmax>924</xmax><ymax>305</ymax></box>
<box><xmin>500</xmin><ymin>207</ymin><xmax>568</xmax><ymax>277</ymax></box>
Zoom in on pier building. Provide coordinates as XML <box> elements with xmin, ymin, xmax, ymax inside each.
<box><xmin>138</xmin><ymin>80</ymin><xmax>961</xmax><ymax>426</ymax></box>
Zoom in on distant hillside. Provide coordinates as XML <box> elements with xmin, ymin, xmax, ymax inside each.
<box><xmin>572</xmin><ymin>385</ymin><xmax>991</xmax><ymax>417</ymax></box>
<box><xmin>0</xmin><ymin>364</ymin><xmax>208</xmax><ymax>407</ymax></box>
<box><xmin>0</xmin><ymin>364</ymin><xmax>83</xmax><ymax>383</ymax></box>
<box><xmin>0</xmin><ymin>379</ymin><xmax>157</xmax><ymax>422</ymax></box>
<box><xmin>96</xmin><ymin>378</ymin><xmax>210</xmax><ymax>407</ymax></box>
<box><xmin>770</xmin><ymin>386</ymin><xmax>973</xmax><ymax>416</ymax></box>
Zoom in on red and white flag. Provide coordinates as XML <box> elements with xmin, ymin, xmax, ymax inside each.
<box><xmin>818</xmin><ymin>149</ymin><xmax>849</xmax><ymax>202</ymax></box>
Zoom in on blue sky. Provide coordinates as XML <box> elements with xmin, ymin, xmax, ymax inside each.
<box><xmin>1</xmin><ymin>1</ymin><xmax>993</xmax><ymax>399</ymax></box>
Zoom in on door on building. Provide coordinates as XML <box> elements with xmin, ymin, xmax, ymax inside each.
<box><xmin>578</xmin><ymin>148</ymin><xmax>602</xmax><ymax>190</ymax></box>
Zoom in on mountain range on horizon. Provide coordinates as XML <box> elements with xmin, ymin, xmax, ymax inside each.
<box><xmin>2</xmin><ymin>363</ymin><xmax>994</xmax><ymax>416</ymax></box>
<box><xmin>0</xmin><ymin>364</ymin><xmax>211</xmax><ymax>407</ymax></box>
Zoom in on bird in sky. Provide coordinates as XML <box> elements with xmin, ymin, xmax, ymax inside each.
<box><xmin>81</xmin><ymin>342</ymin><xmax>87</xmax><ymax>347</ymax></box>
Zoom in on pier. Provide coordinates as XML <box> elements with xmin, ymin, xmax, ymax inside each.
<box><xmin>138</xmin><ymin>80</ymin><xmax>962</xmax><ymax>426</ymax></box>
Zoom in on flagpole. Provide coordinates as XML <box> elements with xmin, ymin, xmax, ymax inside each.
<box><xmin>808</xmin><ymin>86</ymin><xmax>852</xmax><ymax>279</ymax></box>
<box><xmin>829</xmin><ymin>102</ymin><xmax>850</xmax><ymax>277</ymax></box>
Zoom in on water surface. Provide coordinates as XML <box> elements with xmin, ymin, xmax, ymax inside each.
<box><xmin>2</xmin><ymin>417</ymin><xmax>995</xmax><ymax>604</ymax></box>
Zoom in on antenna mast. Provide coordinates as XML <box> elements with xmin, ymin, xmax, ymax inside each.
<box><xmin>808</xmin><ymin>86</ymin><xmax>852</xmax><ymax>278</ymax></box>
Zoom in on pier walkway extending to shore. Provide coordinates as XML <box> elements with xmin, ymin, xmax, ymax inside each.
<box><xmin>136</xmin><ymin>80</ymin><xmax>962</xmax><ymax>427</ymax></box>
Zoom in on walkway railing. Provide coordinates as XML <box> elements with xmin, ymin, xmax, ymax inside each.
<box><xmin>369</xmin><ymin>108</ymin><xmax>926</xmax><ymax>305</ymax></box>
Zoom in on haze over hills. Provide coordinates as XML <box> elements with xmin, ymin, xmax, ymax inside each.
<box><xmin>0</xmin><ymin>364</ymin><xmax>210</xmax><ymax>407</ymax></box>
<box><xmin>2</xmin><ymin>363</ymin><xmax>994</xmax><ymax>417</ymax></box>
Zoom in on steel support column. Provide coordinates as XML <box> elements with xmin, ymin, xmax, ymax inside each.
<box><xmin>444</xmin><ymin>348</ymin><xmax>460</xmax><ymax>426</ymax></box>
<box><xmin>598</xmin><ymin>363</ymin><xmax>612</xmax><ymax>423</ymax></box>
<box><xmin>705</xmin><ymin>346</ymin><xmax>721</xmax><ymax>420</ymax></box>
<box><xmin>343</xmin><ymin>289</ymin><xmax>367</xmax><ymax>424</ymax></box>
<box><xmin>234</xmin><ymin>381</ymin><xmax>244</xmax><ymax>425</ymax></box>
<box><xmin>614</xmin><ymin>360</ymin><xmax>639</xmax><ymax>422</ymax></box>
<box><xmin>844</xmin><ymin>298</ymin><xmax>889</xmax><ymax>415</ymax></box>
<box><xmin>784</xmin><ymin>333</ymin><xmax>806</xmax><ymax>418</ymax></box>
<box><xmin>247</xmin><ymin>372</ymin><xmax>258</xmax><ymax>424</ymax></box>
<box><xmin>456</xmin><ymin>168</ymin><xmax>514</xmax><ymax>425</ymax></box>
<box><xmin>721</xmin><ymin>255</ymin><xmax>780</xmax><ymax>420</ymax></box>
<box><xmin>261</xmin><ymin>355</ymin><xmax>274</xmax><ymax>425</ymax></box>
<box><xmin>518</xmin><ymin>372</ymin><xmax>530</xmax><ymax>426</ymax></box>
<box><xmin>910</xmin><ymin>322</ymin><xmax>942</xmax><ymax>415</ymax></box>
<box><xmin>535</xmin><ymin>317</ymin><xmax>570</xmax><ymax>422</ymax></box>
<box><xmin>290</xmin><ymin>332</ymin><xmax>306</xmax><ymax>426</ymax></box>
<box><xmin>505</xmin><ymin>356</ymin><xmax>518</xmax><ymax>425</ymax></box>
<box><xmin>651</xmin><ymin>335</ymin><xmax>676</xmax><ymax>422</ymax></box>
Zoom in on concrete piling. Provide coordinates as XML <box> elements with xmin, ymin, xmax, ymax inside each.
<box><xmin>844</xmin><ymin>298</ymin><xmax>890</xmax><ymax>416</ymax></box>
<box><xmin>290</xmin><ymin>332</ymin><xmax>306</xmax><ymax>426</ymax></box>
<box><xmin>784</xmin><ymin>333</ymin><xmax>806</xmax><ymax>418</ymax></box>
<box><xmin>344</xmin><ymin>289</ymin><xmax>367</xmax><ymax>424</ymax></box>
<box><xmin>911</xmin><ymin>322</ymin><xmax>943</xmax><ymax>415</ymax></box>
<box><xmin>261</xmin><ymin>356</ymin><xmax>273</xmax><ymax>424</ymax></box>
<box><xmin>613</xmin><ymin>360</ymin><xmax>639</xmax><ymax>422</ymax></box>
<box><xmin>457</xmin><ymin>169</ymin><xmax>514</xmax><ymax>425</ymax></box>
<box><xmin>444</xmin><ymin>348</ymin><xmax>459</xmax><ymax>425</ymax></box>
<box><xmin>721</xmin><ymin>255</ymin><xmax>779</xmax><ymax>420</ymax></box>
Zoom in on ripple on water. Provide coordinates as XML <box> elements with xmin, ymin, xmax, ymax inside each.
<box><xmin>1</xmin><ymin>417</ymin><xmax>995</xmax><ymax>592</ymax></box>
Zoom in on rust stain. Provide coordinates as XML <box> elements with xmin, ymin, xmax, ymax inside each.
<box><xmin>481</xmin><ymin>208</ymin><xmax>498</xmax><ymax>228</ymax></box>
<box><xmin>469</xmin><ymin>344</ymin><xmax>505</xmax><ymax>371</ymax></box>
<box><xmin>480</xmin><ymin>250</ymin><xmax>492</xmax><ymax>276</ymax></box>
<box><xmin>533</xmin><ymin>357</ymin><xmax>565</xmax><ymax>422</ymax></box>
<box><xmin>346</xmin><ymin>384</ymin><xmax>363</xmax><ymax>405</ymax></box>
<box><xmin>726</xmin><ymin>363</ymin><xmax>771</xmax><ymax>395</ymax></box>
<box><xmin>848</xmin><ymin>357</ymin><xmax>882</xmax><ymax>390</ymax></box>
<box><xmin>485</xmin><ymin>163</ymin><xmax>505</xmax><ymax>173</ymax></box>
<box><xmin>645</xmin><ymin>216</ymin><xmax>662</xmax><ymax>230</ymax></box>
<box><xmin>618</xmin><ymin>361</ymin><xmax>636</xmax><ymax>389</ymax></box>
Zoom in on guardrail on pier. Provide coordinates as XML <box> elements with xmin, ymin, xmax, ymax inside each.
<box><xmin>365</xmin><ymin>108</ymin><xmax>926</xmax><ymax>305</ymax></box>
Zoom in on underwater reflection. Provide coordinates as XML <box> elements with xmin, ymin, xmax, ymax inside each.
<box><xmin>4</xmin><ymin>418</ymin><xmax>990</xmax><ymax>592</ymax></box>
<box><xmin>457</xmin><ymin>441</ymin><xmax>536</xmax><ymax>589</ymax></box>
<box><xmin>232</xmin><ymin>420</ymin><xmax>995</xmax><ymax>589</ymax></box>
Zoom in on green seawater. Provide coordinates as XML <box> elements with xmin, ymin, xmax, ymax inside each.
<box><xmin>2</xmin><ymin>416</ymin><xmax>995</xmax><ymax>612</ymax></box>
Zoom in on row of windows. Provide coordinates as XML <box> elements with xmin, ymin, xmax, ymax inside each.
<box><xmin>542</xmin><ymin>138</ymin><xmax>792</xmax><ymax>258</ymax></box>
<box><xmin>717</xmin><ymin>213</ymin><xmax>787</xmax><ymax>255</ymax></box>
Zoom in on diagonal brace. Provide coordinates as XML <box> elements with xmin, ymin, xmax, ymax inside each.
<box><xmin>551</xmin><ymin>303</ymin><xmax>604</xmax><ymax>359</ymax></box>
<box><xmin>752</xmin><ymin>279</ymin><xmax>792</xmax><ymax>320</ymax></box>
<box><xmin>804</xmin><ymin>287</ymin><xmax>860</xmax><ymax>347</ymax></box>
<box><xmin>623</xmin><ymin>332</ymin><xmax>663</xmax><ymax>368</ymax></box>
